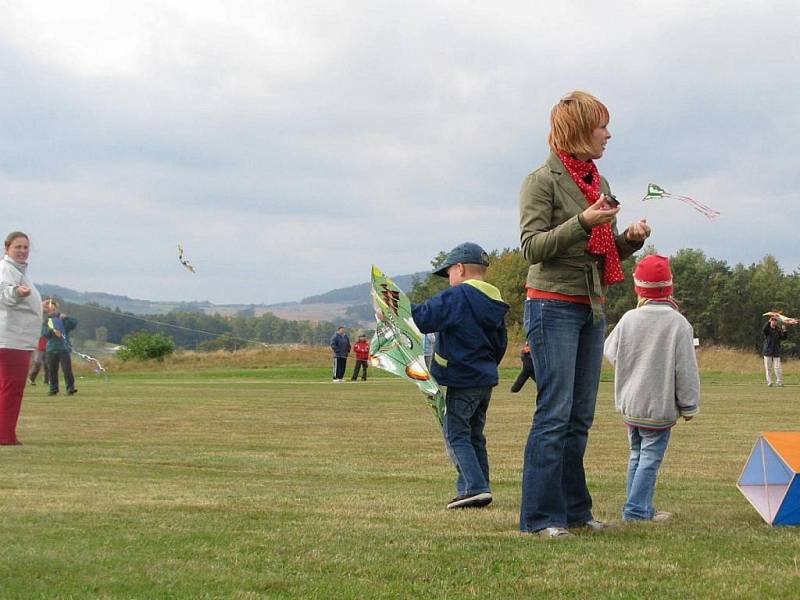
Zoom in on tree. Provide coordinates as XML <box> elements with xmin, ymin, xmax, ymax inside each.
<box><xmin>485</xmin><ymin>249</ymin><xmax>529</xmax><ymax>329</ymax></box>
<box><xmin>116</xmin><ymin>331</ymin><xmax>175</xmax><ymax>361</ymax></box>
<box><xmin>408</xmin><ymin>251</ymin><xmax>449</xmax><ymax>303</ymax></box>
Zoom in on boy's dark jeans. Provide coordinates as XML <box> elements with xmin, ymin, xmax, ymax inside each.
<box><xmin>47</xmin><ymin>351</ymin><xmax>75</xmax><ymax>393</ymax></box>
<box><xmin>443</xmin><ymin>386</ymin><xmax>492</xmax><ymax>496</ymax></box>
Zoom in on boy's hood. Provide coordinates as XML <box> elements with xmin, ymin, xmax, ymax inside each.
<box><xmin>460</xmin><ymin>280</ymin><xmax>509</xmax><ymax>325</ymax></box>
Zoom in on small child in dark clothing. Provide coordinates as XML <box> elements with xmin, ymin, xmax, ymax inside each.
<box><xmin>510</xmin><ymin>343</ymin><xmax>535</xmax><ymax>393</ymax></box>
<box><xmin>411</xmin><ymin>242</ymin><xmax>509</xmax><ymax>510</ymax></box>
<box><xmin>42</xmin><ymin>300</ymin><xmax>78</xmax><ymax>396</ymax></box>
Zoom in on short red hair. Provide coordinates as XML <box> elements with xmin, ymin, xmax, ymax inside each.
<box><xmin>548</xmin><ymin>91</ymin><xmax>609</xmax><ymax>156</ymax></box>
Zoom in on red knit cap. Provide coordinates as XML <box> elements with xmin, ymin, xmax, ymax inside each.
<box><xmin>634</xmin><ymin>254</ymin><xmax>673</xmax><ymax>299</ymax></box>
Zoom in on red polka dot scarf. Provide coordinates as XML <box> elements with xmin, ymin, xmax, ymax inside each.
<box><xmin>556</xmin><ymin>150</ymin><xmax>624</xmax><ymax>285</ymax></box>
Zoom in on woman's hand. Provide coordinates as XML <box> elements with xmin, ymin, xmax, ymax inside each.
<box><xmin>625</xmin><ymin>219</ymin><xmax>651</xmax><ymax>243</ymax></box>
<box><xmin>16</xmin><ymin>286</ymin><xmax>31</xmax><ymax>297</ymax></box>
<box><xmin>581</xmin><ymin>196</ymin><xmax>620</xmax><ymax>228</ymax></box>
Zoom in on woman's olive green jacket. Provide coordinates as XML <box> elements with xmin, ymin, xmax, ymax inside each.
<box><xmin>519</xmin><ymin>151</ymin><xmax>643</xmax><ymax>318</ymax></box>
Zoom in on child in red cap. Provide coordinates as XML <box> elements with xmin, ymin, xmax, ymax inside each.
<box><xmin>603</xmin><ymin>254</ymin><xmax>700</xmax><ymax>522</ymax></box>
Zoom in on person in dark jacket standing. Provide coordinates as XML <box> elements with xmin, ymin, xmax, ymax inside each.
<box><xmin>330</xmin><ymin>326</ymin><xmax>351</xmax><ymax>382</ymax></box>
<box><xmin>763</xmin><ymin>316</ymin><xmax>788</xmax><ymax>387</ymax></box>
<box><xmin>42</xmin><ymin>300</ymin><xmax>78</xmax><ymax>396</ymax></box>
<box><xmin>510</xmin><ymin>343</ymin><xmax>535</xmax><ymax>393</ymax></box>
<box><xmin>350</xmin><ymin>334</ymin><xmax>370</xmax><ymax>381</ymax></box>
<box><xmin>412</xmin><ymin>242</ymin><xmax>509</xmax><ymax>510</ymax></box>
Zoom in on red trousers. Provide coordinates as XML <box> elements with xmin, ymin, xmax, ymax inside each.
<box><xmin>0</xmin><ymin>348</ymin><xmax>32</xmax><ymax>445</ymax></box>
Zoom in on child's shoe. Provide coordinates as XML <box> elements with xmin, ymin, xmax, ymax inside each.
<box><xmin>652</xmin><ymin>511</ymin><xmax>672</xmax><ymax>522</ymax></box>
<box><xmin>574</xmin><ymin>519</ymin><xmax>617</xmax><ymax>533</ymax></box>
<box><xmin>446</xmin><ymin>492</ymin><xmax>492</xmax><ymax>509</ymax></box>
<box><xmin>536</xmin><ymin>527</ymin><xmax>573</xmax><ymax>539</ymax></box>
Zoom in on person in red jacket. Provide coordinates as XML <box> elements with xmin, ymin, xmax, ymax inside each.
<box><xmin>28</xmin><ymin>334</ymin><xmax>49</xmax><ymax>385</ymax></box>
<box><xmin>351</xmin><ymin>334</ymin><xmax>370</xmax><ymax>381</ymax></box>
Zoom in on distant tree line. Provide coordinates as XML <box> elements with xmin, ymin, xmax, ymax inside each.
<box><xmin>58</xmin><ymin>302</ymin><xmax>341</xmax><ymax>350</ymax></box>
<box><xmin>410</xmin><ymin>247</ymin><xmax>800</xmax><ymax>357</ymax></box>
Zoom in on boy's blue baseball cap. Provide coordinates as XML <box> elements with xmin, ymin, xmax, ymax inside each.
<box><xmin>433</xmin><ymin>242</ymin><xmax>490</xmax><ymax>278</ymax></box>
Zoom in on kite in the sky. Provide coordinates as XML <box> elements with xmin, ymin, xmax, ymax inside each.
<box><xmin>763</xmin><ymin>311</ymin><xmax>799</xmax><ymax>325</ymax></box>
<box><xmin>178</xmin><ymin>244</ymin><xmax>196</xmax><ymax>273</ymax></box>
<box><xmin>642</xmin><ymin>183</ymin><xmax>720</xmax><ymax>220</ymax></box>
<box><xmin>369</xmin><ymin>265</ymin><xmax>445</xmax><ymax>426</ymax></box>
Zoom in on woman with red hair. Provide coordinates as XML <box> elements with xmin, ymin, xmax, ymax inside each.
<box><xmin>518</xmin><ymin>92</ymin><xmax>651</xmax><ymax>538</ymax></box>
<box><xmin>0</xmin><ymin>231</ymin><xmax>43</xmax><ymax>445</ymax></box>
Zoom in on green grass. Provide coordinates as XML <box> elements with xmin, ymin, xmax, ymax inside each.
<box><xmin>2</xmin><ymin>369</ymin><xmax>800</xmax><ymax>599</ymax></box>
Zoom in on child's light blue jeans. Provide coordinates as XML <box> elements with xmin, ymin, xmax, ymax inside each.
<box><xmin>623</xmin><ymin>426</ymin><xmax>671</xmax><ymax>520</ymax></box>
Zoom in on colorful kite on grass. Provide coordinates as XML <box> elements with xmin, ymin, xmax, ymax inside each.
<box><xmin>178</xmin><ymin>244</ymin><xmax>196</xmax><ymax>273</ymax></box>
<box><xmin>369</xmin><ymin>265</ymin><xmax>445</xmax><ymax>426</ymax></box>
<box><xmin>763</xmin><ymin>311</ymin><xmax>799</xmax><ymax>325</ymax></box>
<box><xmin>642</xmin><ymin>183</ymin><xmax>720</xmax><ymax>220</ymax></box>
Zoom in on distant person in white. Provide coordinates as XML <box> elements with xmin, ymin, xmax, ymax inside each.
<box><xmin>762</xmin><ymin>316</ymin><xmax>788</xmax><ymax>387</ymax></box>
<box><xmin>0</xmin><ymin>232</ymin><xmax>43</xmax><ymax>445</ymax></box>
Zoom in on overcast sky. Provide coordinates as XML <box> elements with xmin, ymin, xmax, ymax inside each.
<box><xmin>2</xmin><ymin>1</ymin><xmax>798</xmax><ymax>304</ymax></box>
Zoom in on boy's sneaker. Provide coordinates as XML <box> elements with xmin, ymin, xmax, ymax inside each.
<box><xmin>536</xmin><ymin>527</ymin><xmax>573</xmax><ymax>539</ymax></box>
<box><xmin>446</xmin><ymin>492</ymin><xmax>492</xmax><ymax>509</ymax></box>
<box><xmin>67</xmin><ymin>388</ymin><xmax>78</xmax><ymax>395</ymax></box>
<box><xmin>652</xmin><ymin>511</ymin><xmax>672</xmax><ymax>522</ymax></box>
<box><xmin>48</xmin><ymin>391</ymin><xmax>58</xmax><ymax>396</ymax></box>
<box><xmin>573</xmin><ymin>519</ymin><xmax>617</xmax><ymax>533</ymax></box>
<box><xmin>28</xmin><ymin>378</ymin><xmax>36</xmax><ymax>386</ymax></box>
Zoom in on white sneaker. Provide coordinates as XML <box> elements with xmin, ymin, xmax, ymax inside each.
<box><xmin>536</xmin><ymin>527</ymin><xmax>573</xmax><ymax>539</ymax></box>
<box><xmin>652</xmin><ymin>511</ymin><xmax>672</xmax><ymax>522</ymax></box>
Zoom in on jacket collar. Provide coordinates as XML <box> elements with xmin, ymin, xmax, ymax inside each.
<box><xmin>463</xmin><ymin>279</ymin><xmax>503</xmax><ymax>302</ymax></box>
<box><xmin>546</xmin><ymin>151</ymin><xmax>591</xmax><ymax>212</ymax></box>
<box><xmin>2</xmin><ymin>254</ymin><xmax>27</xmax><ymax>274</ymax></box>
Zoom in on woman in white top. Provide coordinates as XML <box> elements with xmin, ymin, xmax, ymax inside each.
<box><xmin>0</xmin><ymin>231</ymin><xmax>43</xmax><ymax>445</ymax></box>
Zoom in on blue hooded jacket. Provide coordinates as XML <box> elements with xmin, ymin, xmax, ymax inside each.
<box><xmin>330</xmin><ymin>331</ymin><xmax>351</xmax><ymax>358</ymax></box>
<box><xmin>411</xmin><ymin>280</ymin><xmax>509</xmax><ymax>388</ymax></box>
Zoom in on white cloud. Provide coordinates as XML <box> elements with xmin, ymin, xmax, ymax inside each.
<box><xmin>1</xmin><ymin>1</ymin><xmax>799</xmax><ymax>303</ymax></box>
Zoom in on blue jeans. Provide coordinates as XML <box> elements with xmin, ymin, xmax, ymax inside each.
<box><xmin>623</xmin><ymin>426</ymin><xmax>671</xmax><ymax>520</ymax></box>
<box><xmin>443</xmin><ymin>386</ymin><xmax>492</xmax><ymax>496</ymax></box>
<box><xmin>520</xmin><ymin>299</ymin><xmax>605</xmax><ymax>532</ymax></box>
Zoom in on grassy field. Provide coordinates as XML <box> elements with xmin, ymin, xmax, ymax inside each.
<box><xmin>2</xmin><ymin>363</ymin><xmax>800</xmax><ymax>599</ymax></box>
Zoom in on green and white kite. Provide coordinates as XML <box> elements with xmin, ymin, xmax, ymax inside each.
<box><xmin>642</xmin><ymin>183</ymin><xmax>720</xmax><ymax>220</ymax></box>
<box><xmin>369</xmin><ymin>265</ymin><xmax>445</xmax><ymax>426</ymax></box>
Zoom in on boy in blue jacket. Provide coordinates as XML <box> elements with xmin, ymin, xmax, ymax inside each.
<box><xmin>412</xmin><ymin>242</ymin><xmax>509</xmax><ymax>509</ymax></box>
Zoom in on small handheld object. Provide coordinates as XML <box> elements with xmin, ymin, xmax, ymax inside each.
<box><xmin>604</xmin><ymin>194</ymin><xmax>620</xmax><ymax>207</ymax></box>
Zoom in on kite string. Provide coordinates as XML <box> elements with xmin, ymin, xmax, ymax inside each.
<box><xmin>644</xmin><ymin>191</ymin><xmax>720</xmax><ymax>220</ymax></box>
<box><xmin>65</xmin><ymin>301</ymin><xmax>352</xmax><ymax>356</ymax></box>
<box><xmin>668</xmin><ymin>194</ymin><xmax>720</xmax><ymax>219</ymax></box>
